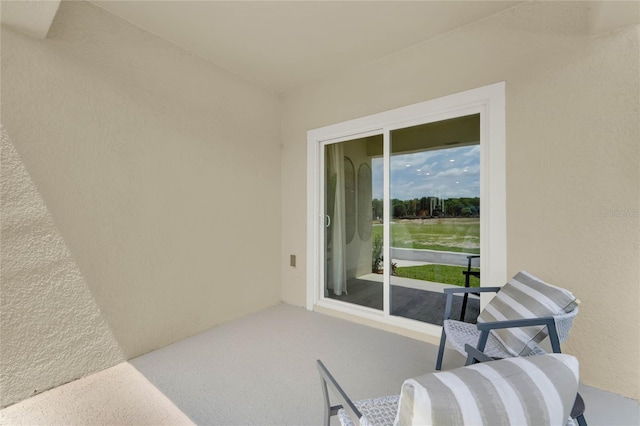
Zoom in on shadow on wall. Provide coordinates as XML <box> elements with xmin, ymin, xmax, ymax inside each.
<box><xmin>0</xmin><ymin>128</ymin><xmax>124</xmax><ymax>408</ymax></box>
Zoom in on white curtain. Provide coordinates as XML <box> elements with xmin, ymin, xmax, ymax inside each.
<box><xmin>327</xmin><ymin>144</ymin><xmax>347</xmax><ymax>296</ymax></box>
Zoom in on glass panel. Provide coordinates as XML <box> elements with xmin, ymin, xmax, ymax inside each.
<box><xmin>324</xmin><ymin>135</ymin><xmax>383</xmax><ymax>311</ymax></box>
<box><xmin>388</xmin><ymin>114</ymin><xmax>481</xmax><ymax>325</ymax></box>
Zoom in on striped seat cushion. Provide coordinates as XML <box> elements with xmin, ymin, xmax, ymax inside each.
<box><xmin>477</xmin><ymin>271</ymin><xmax>577</xmax><ymax>356</ymax></box>
<box><xmin>395</xmin><ymin>354</ymin><xmax>579</xmax><ymax>426</ymax></box>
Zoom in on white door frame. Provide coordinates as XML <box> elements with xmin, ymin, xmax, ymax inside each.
<box><xmin>306</xmin><ymin>82</ymin><xmax>506</xmax><ymax>336</ymax></box>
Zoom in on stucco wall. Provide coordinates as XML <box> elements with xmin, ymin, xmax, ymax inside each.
<box><xmin>1</xmin><ymin>1</ymin><xmax>281</xmax><ymax>407</ymax></box>
<box><xmin>281</xmin><ymin>1</ymin><xmax>639</xmax><ymax>399</ymax></box>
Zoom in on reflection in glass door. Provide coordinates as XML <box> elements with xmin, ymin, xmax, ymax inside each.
<box><xmin>324</xmin><ymin>135</ymin><xmax>383</xmax><ymax>311</ymax></box>
<box><xmin>388</xmin><ymin>115</ymin><xmax>481</xmax><ymax>325</ymax></box>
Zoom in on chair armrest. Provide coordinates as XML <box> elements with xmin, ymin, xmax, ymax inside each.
<box><xmin>464</xmin><ymin>344</ymin><xmax>495</xmax><ymax>365</ymax></box>
<box><xmin>443</xmin><ymin>287</ymin><xmax>501</xmax><ymax>295</ymax></box>
<box><xmin>317</xmin><ymin>360</ymin><xmax>361</xmax><ymax>425</ymax></box>
<box><xmin>476</xmin><ymin>316</ymin><xmax>556</xmax><ymax>331</ymax></box>
<box><xmin>465</xmin><ymin>255</ymin><xmax>480</xmax><ymax>272</ymax></box>
<box><xmin>475</xmin><ymin>317</ymin><xmax>561</xmax><ymax>353</ymax></box>
<box><xmin>442</xmin><ymin>287</ymin><xmax>501</xmax><ymax>320</ymax></box>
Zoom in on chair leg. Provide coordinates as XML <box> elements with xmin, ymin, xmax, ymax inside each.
<box><xmin>460</xmin><ymin>293</ymin><xmax>469</xmax><ymax>322</ymax></box>
<box><xmin>571</xmin><ymin>393</ymin><xmax>587</xmax><ymax>426</ymax></box>
<box><xmin>435</xmin><ymin>329</ymin><xmax>447</xmax><ymax>370</ymax></box>
<box><xmin>320</xmin><ymin>376</ymin><xmax>331</xmax><ymax>426</ymax></box>
<box><xmin>575</xmin><ymin>414</ymin><xmax>587</xmax><ymax>426</ymax></box>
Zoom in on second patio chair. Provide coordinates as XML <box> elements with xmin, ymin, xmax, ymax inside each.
<box><xmin>435</xmin><ymin>270</ymin><xmax>580</xmax><ymax>371</ymax></box>
<box><xmin>318</xmin><ymin>352</ymin><xmax>583</xmax><ymax>426</ymax></box>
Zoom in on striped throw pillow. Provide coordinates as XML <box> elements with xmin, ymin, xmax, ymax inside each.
<box><xmin>477</xmin><ymin>271</ymin><xmax>577</xmax><ymax>356</ymax></box>
<box><xmin>394</xmin><ymin>354</ymin><xmax>579</xmax><ymax>426</ymax></box>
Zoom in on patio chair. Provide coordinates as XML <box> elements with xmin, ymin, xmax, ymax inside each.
<box><xmin>464</xmin><ymin>344</ymin><xmax>587</xmax><ymax>426</ymax></box>
<box><xmin>318</xmin><ymin>352</ymin><xmax>583</xmax><ymax>426</ymax></box>
<box><xmin>434</xmin><ymin>269</ymin><xmax>587</xmax><ymax>425</ymax></box>
<box><xmin>435</xmin><ymin>271</ymin><xmax>580</xmax><ymax>372</ymax></box>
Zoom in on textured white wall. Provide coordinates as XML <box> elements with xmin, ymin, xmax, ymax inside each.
<box><xmin>281</xmin><ymin>1</ymin><xmax>639</xmax><ymax>399</ymax></box>
<box><xmin>1</xmin><ymin>129</ymin><xmax>125</xmax><ymax>405</ymax></box>
<box><xmin>1</xmin><ymin>1</ymin><xmax>281</xmax><ymax>407</ymax></box>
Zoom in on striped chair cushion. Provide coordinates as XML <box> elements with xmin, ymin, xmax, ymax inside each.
<box><xmin>395</xmin><ymin>354</ymin><xmax>579</xmax><ymax>426</ymax></box>
<box><xmin>477</xmin><ymin>271</ymin><xmax>577</xmax><ymax>356</ymax></box>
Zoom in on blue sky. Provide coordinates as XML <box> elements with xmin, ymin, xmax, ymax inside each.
<box><xmin>372</xmin><ymin>145</ymin><xmax>480</xmax><ymax>200</ymax></box>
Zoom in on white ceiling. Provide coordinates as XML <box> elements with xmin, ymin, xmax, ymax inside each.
<box><xmin>88</xmin><ymin>1</ymin><xmax>522</xmax><ymax>94</ymax></box>
<box><xmin>4</xmin><ymin>1</ymin><xmax>636</xmax><ymax>95</ymax></box>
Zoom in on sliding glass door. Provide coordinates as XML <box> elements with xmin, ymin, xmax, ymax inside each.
<box><xmin>307</xmin><ymin>83</ymin><xmax>506</xmax><ymax>334</ymax></box>
<box><xmin>321</xmin><ymin>116</ymin><xmax>481</xmax><ymax>325</ymax></box>
<box><xmin>323</xmin><ymin>135</ymin><xmax>383</xmax><ymax>311</ymax></box>
<box><xmin>388</xmin><ymin>116</ymin><xmax>480</xmax><ymax>325</ymax></box>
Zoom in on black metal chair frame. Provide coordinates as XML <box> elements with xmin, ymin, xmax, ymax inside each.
<box><xmin>317</xmin><ymin>359</ymin><xmax>363</xmax><ymax>426</ymax></box>
<box><xmin>460</xmin><ymin>254</ymin><xmax>480</xmax><ymax>321</ymax></box>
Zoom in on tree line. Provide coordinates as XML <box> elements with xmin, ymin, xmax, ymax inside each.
<box><xmin>372</xmin><ymin>196</ymin><xmax>480</xmax><ymax>219</ymax></box>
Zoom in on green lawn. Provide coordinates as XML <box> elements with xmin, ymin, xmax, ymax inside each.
<box><xmin>372</xmin><ymin>218</ymin><xmax>479</xmax><ymax>254</ymax></box>
<box><xmin>394</xmin><ymin>264</ymin><xmax>480</xmax><ymax>287</ymax></box>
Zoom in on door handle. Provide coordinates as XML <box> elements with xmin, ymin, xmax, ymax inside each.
<box><xmin>325</xmin><ymin>215</ymin><xmax>331</xmax><ymax>228</ymax></box>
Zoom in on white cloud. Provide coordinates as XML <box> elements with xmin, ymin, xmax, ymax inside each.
<box><xmin>372</xmin><ymin>144</ymin><xmax>479</xmax><ymax>200</ymax></box>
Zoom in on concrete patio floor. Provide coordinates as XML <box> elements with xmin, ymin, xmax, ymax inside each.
<box><xmin>1</xmin><ymin>304</ymin><xmax>638</xmax><ymax>425</ymax></box>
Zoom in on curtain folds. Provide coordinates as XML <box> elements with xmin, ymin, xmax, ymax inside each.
<box><xmin>326</xmin><ymin>144</ymin><xmax>347</xmax><ymax>296</ymax></box>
